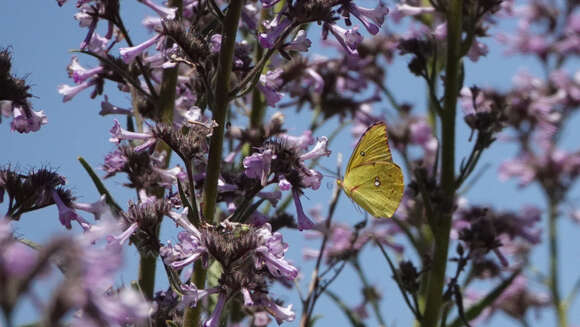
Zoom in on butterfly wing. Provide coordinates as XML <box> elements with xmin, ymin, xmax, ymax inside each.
<box><xmin>342</xmin><ymin>162</ymin><xmax>404</xmax><ymax>218</ymax></box>
<box><xmin>346</xmin><ymin>122</ymin><xmax>393</xmax><ymax>174</ymax></box>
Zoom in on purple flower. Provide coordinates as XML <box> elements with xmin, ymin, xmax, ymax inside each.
<box><xmin>284</xmin><ymin>30</ymin><xmax>311</xmax><ymax>52</ymax></box>
<box><xmin>550</xmin><ymin>70</ymin><xmax>580</xmax><ymax>102</ymax></box>
<box><xmin>108</xmin><ymin>120</ymin><xmax>157</xmax><ymax>152</ymax></box>
<box><xmin>161</xmin><ymin>211</ymin><xmax>208</xmax><ymax>269</ymax></box>
<box><xmin>280</xmin><ymin>130</ymin><xmax>314</xmax><ymax>152</ymax></box>
<box><xmin>496</xmin><ymin>29</ymin><xmax>549</xmax><ymax>56</ymax></box>
<box><xmin>102</xmin><ymin>148</ymin><xmax>128</xmax><ymax>177</ymax></box>
<box><xmin>179</xmin><ymin>284</ymin><xmax>220</xmax><ymax>308</ymax></box>
<box><xmin>73</xmin><ymin>4</ymin><xmax>96</xmax><ymax>27</ymax></box>
<box><xmin>322</xmin><ymin>23</ymin><xmax>363</xmax><ymax>56</ymax></box>
<box><xmin>140</xmin><ymin>0</ymin><xmax>177</xmax><ymax>20</ymax></box>
<box><xmin>100</xmin><ymin>95</ymin><xmax>132</xmax><ymax>116</ymax></box>
<box><xmin>209</xmin><ymin>34</ymin><xmax>222</xmax><ymax>53</ymax></box>
<box><xmin>305</xmin><ymin>68</ymin><xmax>324</xmax><ymax>93</ymax></box>
<box><xmin>64</xmin><ymin>219</ymin><xmax>155</xmax><ymax>326</ymax></box>
<box><xmin>306</xmin><ymin>224</ymin><xmax>354</xmax><ymax>260</ymax></box>
<box><xmin>51</xmin><ymin>190</ymin><xmax>91</xmax><ymax>231</ymax></box>
<box><xmin>10</xmin><ymin>105</ymin><xmax>48</xmax><ymax>133</ymax></box>
<box><xmin>465</xmin><ymin>274</ymin><xmax>549</xmax><ymax>323</ymax></box>
<box><xmin>278</xmin><ymin>176</ymin><xmax>291</xmax><ymax>191</ymax></box>
<box><xmin>459</xmin><ymin>87</ymin><xmax>493</xmax><ymax>116</ymax></box>
<box><xmin>299</xmin><ymin>168</ymin><xmax>323</xmax><ymax>190</ymax></box>
<box><xmin>2</xmin><ymin>241</ymin><xmax>38</xmax><ymax>276</ymax></box>
<box><xmin>72</xmin><ymin>287</ymin><xmax>154</xmax><ymax>326</ymax></box>
<box><xmin>466</xmin><ymin>275</ymin><xmax>549</xmax><ymax>321</ymax></box>
<box><xmin>292</xmin><ymin>189</ymin><xmax>315</xmax><ymax>230</ymax></box>
<box><xmin>119</xmin><ymin>34</ymin><xmax>162</xmax><ymax>64</ymax></box>
<box><xmin>161</xmin><ymin>231</ymin><xmax>208</xmax><ymax>269</ymax></box>
<box><xmin>204</xmin><ymin>291</ymin><xmax>228</xmax><ymax>327</ymax></box>
<box><xmin>67</xmin><ymin>56</ymin><xmax>104</xmax><ymax>83</ymax></box>
<box><xmin>106</xmin><ymin>221</ymin><xmax>139</xmax><ymax>249</ymax></box>
<box><xmin>342</xmin><ymin>1</ymin><xmax>389</xmax><ymax>35</ymax></box>
<box><xmin>390</xmin><ymin>4</ymin><xmax>435</xmax><ymax>23</ymax></box>
<box><xmin>84</xmin><ymin>32</ymin><xmax>110</xmax><ymax>55</ymax></box>
<box><xmin>553</xmin><ymin>35</ymin><xmax>580</xmax><ymax>54</ymax></box>
<box><xmin>241</xmin><ymin>4</ymin><xmax>259</xmax><ymax>30</ymax></box>
<box><xmin>467</xmin><ymin>40</ymin><xmax>489</xmax><ymax>62</ymax></box>
<box><xmin>257</xmin><ymin>190</ymin><xmax>282</xmax><ymax>206</ymax></box>
<box><xmin>0</xmin><ymin>220</ymin><xmax>38</xmax><ymax>277</ymax></box>
<box><xmin>352</xmin><ymin>103</ymin><xmax>386</xmax><ymax>141</ymax></box>
<box><xmin>251</xmin><ymin>293</ymin><xmax>296</xmax><ymax>324</ymax></box>
<box><xmin>58</xmin><ymin>79</ymin><xmax>96</xmax><ymax>102</ymax></box>
<box><xmin>244</xmin><ymin>131</ymin><xmax>329</xmax><ymax>229</ymax></box>
<box><xmin>492</xmin><ymin>275</ymin><xmax>550</xmax><ymax>318</ymax></box>
<box><xmin>153</xmin><ymin>166</ymin><xmax>186</xmax><ymax>187</ymax></box>
<box><xmin>75</xmin><ymin>6</ymin><xmax>99</xmax><ymax>50</ymax></box>
<box><xmin>300</xmin><ymin>136</ymin><xmax>331</xmax><ymax>161</ymax></box>
<box><xmin>243</xmin><ymin>149</ymin><xmax>274</xmax><ymax>186</ymax></box>
<box><xmin>72</xmin><ymin>194</ymin><xmax>112</xmax><ymax>221</ymax></box>
<box><xmin>253</xmin><ymin>312</ymin><xmax>271</xmax><ymax>326</ymax></box>
<box><xmin>259</xmin><ymin>16</ymin><xmax>292</xmax><ymax>49</ymax></box>
<box><xmin>453</xmin><ymin>200</ymin><xmax>542</xmax><ymax>265</ymax></box>
<box><xmin>255</xmin><ymin>223</ymin><xmax>299</xmax><ymax>278</ymax></box>
<box><xmin>409</xmin><ymin>119</ymin><xmax>438</xmax><ymax>166</ymax></box>
<box><xmin>432</xmin><ymin>22</ymin><xmax>447</xmax><ymax>40</ymax></box>
<box><xmin>257</xmin><ymin>68</ymin><xmax>285</xmax><ymax>106</ymax></box>
<box><xmin>498</xmin><ymin>154</ymin><xmax>536</xmax><ymax>186</ymax></box>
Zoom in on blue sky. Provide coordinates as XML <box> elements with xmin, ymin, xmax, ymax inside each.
<box><xmin>2</xmin><ymin>1</ymin><xmax>580</xmax><ymax>326</ymax></box>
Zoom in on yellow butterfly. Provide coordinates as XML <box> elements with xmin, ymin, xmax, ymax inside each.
<box><xmin>337</xmin><ymin>122</ymin><xmax>404</xmax><ymax>218</ymax></box>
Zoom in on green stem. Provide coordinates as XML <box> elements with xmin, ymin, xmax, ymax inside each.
<box><xmin>157</xmin><ymin>1</ymin><xmax>181</xmax><ymax>123</ymax></box>
<box><xmin>249</xmin><ymin>10</ymin><xmax>267</xmax><ymax>130</ymax></box>
<box><xmin>137</xmin><ymin>254</ymin><xmax>157</xmax><ymax>299</ymax></box>
<box><xmin>183</xmin><ymin>3</ymin><xmax>243</xmax><ymax>327</ymax></box>
<box><xmin>136</xmin><ymin>0</ymin><xmax>182</xmax><ymax>301</ymax></box>
<box><xmin>113</xmin><ymin>12</ymin><xmax>158</xmax><ymax>100</ymax></box>
<box><xmin>548</xmin><ymin>196</ymin><xmax>568</xmax><ymax>327</ymax></box>
<box><xmin>422</xmin><ymin>1</ymin><xmax>462</xmax><ymax>326</ymax></box>
<box><xmin>203</xmin><ymin>0</ymin><xmax>243</xmax><ymax>224</ymax></box>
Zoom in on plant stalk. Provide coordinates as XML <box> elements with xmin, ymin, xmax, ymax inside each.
<box><xmin>202</xmin><ymin>0</ymin><xmax>243</xmax><ymax>224</ymax></box>
<box><xmin>422</xmin><ymin>0</ymin><xmax>462</xmax><ymax>326</ymax></box>
<box><xmin>548</xmin><ymin>196</ymin><xmax>567</xmax><ymax>327</ymax></box>
<box><xmin>183</xmin><ymin>2</ymin><xmax>243</xmax><ymax>326</ymax></box>
<box><xmin>137</xmin><ymin>254</ymin><xmax>157</xmax><ymax>299</ymax></box>
<box><xmin>136</xmin><ymin>0</ymin><xmax>182</xmax><ymax>299</ymax></box>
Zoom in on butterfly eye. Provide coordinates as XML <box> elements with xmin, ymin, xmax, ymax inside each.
<box><xmin>374</xmin><ymin>177</ymin><xmax>381</xmax><ymax>187</ymax></box>
<box><xmin>360</xmin><ymin>151</ymin><xmax>366</xmax><ymax>156</ymax></box>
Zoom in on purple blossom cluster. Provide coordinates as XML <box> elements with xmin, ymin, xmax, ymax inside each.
<box><xmin>3</xmin><ymin>0</ymin><xmax>580</xmax><ymax>326</ymax></box>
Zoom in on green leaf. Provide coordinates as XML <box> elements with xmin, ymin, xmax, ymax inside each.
<box><xmin>447</xmin><ymin>269</ymin><xmax>521</xmax><ymax>327</ymax></box>
<box><xmin>207</xmin><ymin>260</ymin><xmax>223</xmax><ymax>288</ymax></box>
<box><xmin>78</xmin><ymin>156</ymin><xmax>122</xmax><ymax>215</ymax></box>
<box><xmin>165</xmin><ymin>320</ymin><xmax>180</xmax><ymax>327</ymax></box>
<box><xmin>163</xmin><ymin>262</ymin><xmax>185</xmax><ymax>297</ymax></box>
<box><xmin>177</xmin><ymin>179</ymin><xmax>195</xmax><ymax>222</ymax></box>
<box><xmin>231</xmin><ymin>198</ymin><xmax>265</xmax><ymax>223</ymax></box>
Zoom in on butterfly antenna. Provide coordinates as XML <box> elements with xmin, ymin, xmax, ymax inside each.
<box><xmin>320</xmin><ymin>165</ymin><xmax>340</xmax><ymax>179</ymax></box>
